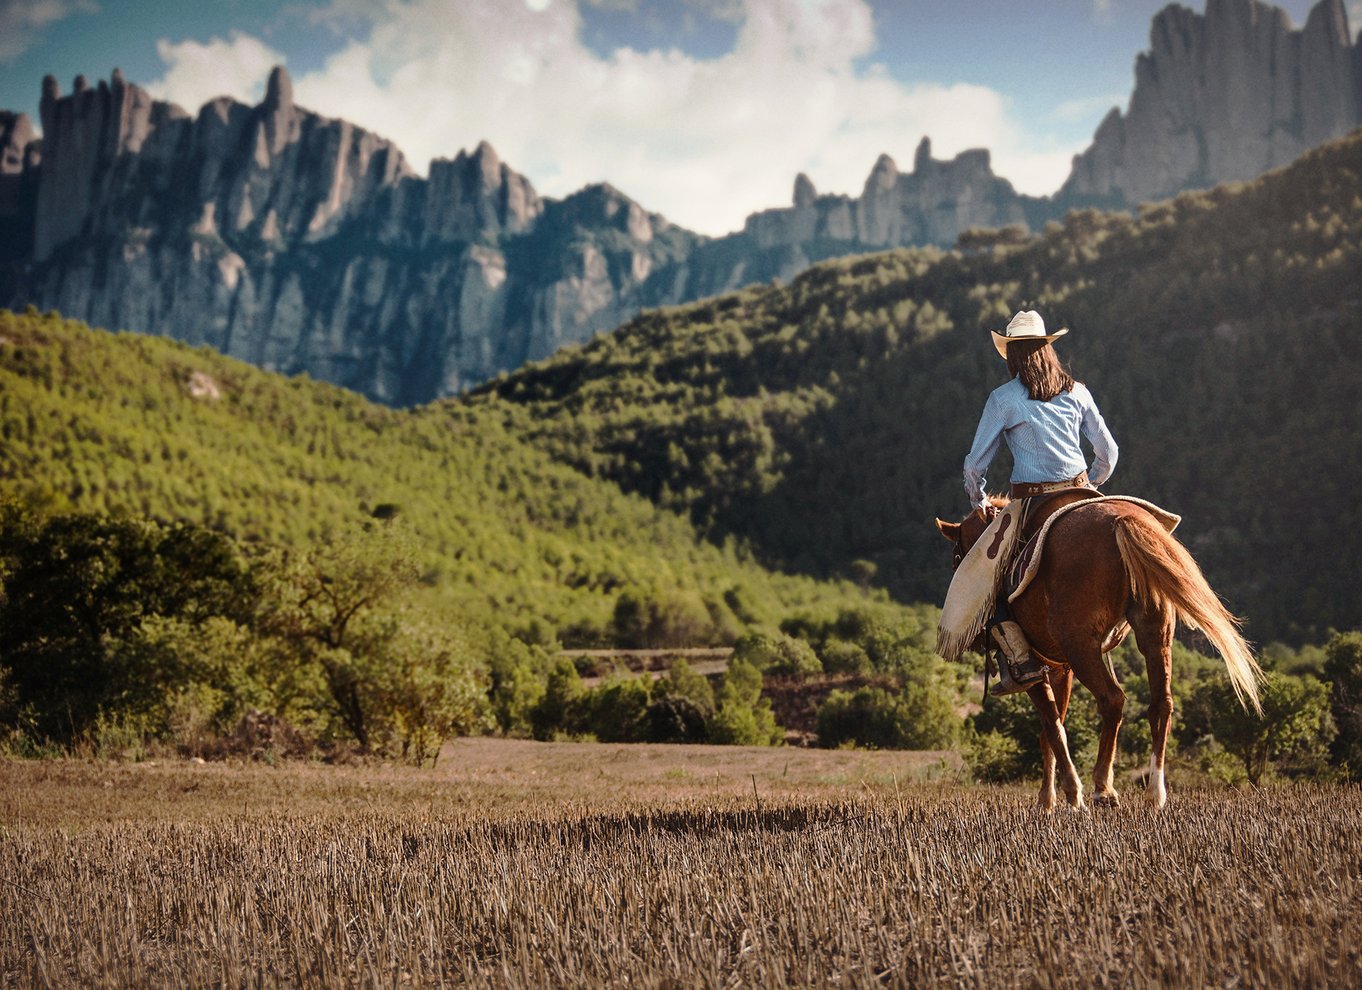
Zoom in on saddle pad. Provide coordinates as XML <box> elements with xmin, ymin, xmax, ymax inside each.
<box><xmin>1007</xmin><ymin>496</ymin><xmax>1182</xmax><ymax>604</ymax></box>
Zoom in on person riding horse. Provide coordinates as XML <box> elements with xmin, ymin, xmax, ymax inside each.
<box><xmin>961</xmin><ymin>310</ymin><xmax>1118</xmax><ymax>696</ymax></box>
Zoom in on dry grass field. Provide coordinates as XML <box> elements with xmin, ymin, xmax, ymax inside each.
<box><xmin>2</xmin><ymin>739</ymin><xmax>1359</xmax><ymax>988</ymax></box>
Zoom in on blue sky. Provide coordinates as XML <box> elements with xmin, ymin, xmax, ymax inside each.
<box><xmin>0</xmin><ymin>0</ymin><xmax>1350</xmax><ymax>234</ymax></box>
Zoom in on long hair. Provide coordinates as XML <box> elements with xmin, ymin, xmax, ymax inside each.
<box><xmin>1005</xmin><ymin>339</ymin><xmax>1075</xmax><ymax>401</ymax></box>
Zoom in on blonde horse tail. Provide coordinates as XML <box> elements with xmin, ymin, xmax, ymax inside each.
<box><xmin>1113</xmin><ymin>512</ymin><xmax>1263</xmax><ymax>713</ymax></box>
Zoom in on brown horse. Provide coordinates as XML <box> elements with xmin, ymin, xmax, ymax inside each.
<box><xmin>936</xmin><ymin>494</ymin><xmax>1261</xmax><ymax>810</ymax></box>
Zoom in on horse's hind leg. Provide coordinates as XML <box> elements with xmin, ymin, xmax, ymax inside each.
<box><xmin>1029</xmin><ymin>675</ymin><xmax>1083</xmax><ymax>810</ymax></box>
<box><xmin>1130</xmin><ymin>604</ymin><xmax>1175</xmax><ymax>809</ymax></box>
<box><xmin>1066</xmin><ymin>643</ymin><xmax>1125</xmax><ymax>808</ymax></box>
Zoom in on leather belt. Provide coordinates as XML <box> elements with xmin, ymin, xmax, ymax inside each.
<box><xmin>1009</xmin><ymin>472</ymin><xmax>1089</xmax><ymax>499</ymax></box>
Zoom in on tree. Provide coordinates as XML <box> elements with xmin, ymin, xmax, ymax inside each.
<box><xmin>645</xmin><ymin>659</ymin><xmax>717</xmax><ymax>743</ymax></box>
<box><xmin>249</xmin><ymin>522</ymin><xmax>495</xmax><ymax>761</ymax></box>
<box><xmin>0</xmin><ymin>509</ymin><xmax>252</xmax><ymax>740</ymax></box>
<box><xmin>368</xmin><ymin>616</ymin><xmax>490</xmax><ymax>765</ymax></box>
<box><xmin>254</xmin><ymin>521</ymin><xmax>433</xmax><ymax>753</ymax></box>
<box><xmin>530</xmin><ymin>658</ymin><xmax>584</xmax><ymax>741</ymax></box>
<box><xmin>1323</xmin><ymin>631</ymin><xmax>1362</xmax><ymax>778</ymax></box>
<box><xmin>1184</xmin><ymin>674</ymin><xmax>1336</xmax><ymax>785</ymax></box>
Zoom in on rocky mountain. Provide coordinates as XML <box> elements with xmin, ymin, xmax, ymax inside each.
<box><xmin>0</xmin><ymin>68</ymin><xmax>703</xmax><ymax>404</ymax></box>
<box><xmin>1061</xmin><ymin>0</ymin><xmax>1362</xmax><ymax>207</ymax></box>
<box><xmin>1</xmin><ymin>0</ymin><xmax>1358</xmax><ymax>404</ymax></box>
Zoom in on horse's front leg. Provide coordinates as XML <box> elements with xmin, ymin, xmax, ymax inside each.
<box><xmin>1029</xmin><ymin>676</ymin><xmax>1083</xmax><ymax>810</ymax></box>
<box><xmin>1036</xmin><ymin>668</ymin><xmax>1073</xmax><ymax>811</ymax></box>
<box><xmin>1038</xmin><ymin>734</ymin><xmax>1057</xmax><ymax>811</ymax></box>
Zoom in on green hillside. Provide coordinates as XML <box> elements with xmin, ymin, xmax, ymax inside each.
<box><xmin>470</xmin><ymin>130</ymin><xmax>1362</xmax><ymax>643</ymax></box>
<box><xmin>0</xmin><ymin>308</ymin><xmax>885</xmax><ymax>646</ymax></box>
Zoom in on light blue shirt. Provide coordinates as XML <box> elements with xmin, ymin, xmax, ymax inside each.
<box><xmin>964</xmin><ymin>377</ymin><xmax>1118</xmax><ymax>510</ymax></box>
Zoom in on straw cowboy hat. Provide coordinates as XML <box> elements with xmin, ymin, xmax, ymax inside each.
<box><xmin>990</xmin><ymin>310</ymin><xmax>1068</xmax><ymax>358</ymax></box>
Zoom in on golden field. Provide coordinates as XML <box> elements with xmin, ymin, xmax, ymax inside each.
<box><xmin>2</xmin><ymin>740</ymin><xmax>1359</xmax><ymax>988</ymax></box>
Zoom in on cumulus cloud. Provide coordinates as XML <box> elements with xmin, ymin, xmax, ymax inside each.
<box><xmin>146</xmin><ymin>30</ymin><xmax>284</xmax><ymax>113</ymax></box>
<box><xmin>0</xmin><ymin>0</ymin><xmax>97</xmax><ymax>62</ymax></box>
<box><xmin>149</xmin><ymin>0</ymin><xmax>1089</xmax><ymax>235</ymax></box>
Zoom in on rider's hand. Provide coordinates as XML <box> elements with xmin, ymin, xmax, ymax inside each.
<box><xmin>977</xmin><ymin>502</ymin><xmax>998</xmax><ymax>522</ymax></box>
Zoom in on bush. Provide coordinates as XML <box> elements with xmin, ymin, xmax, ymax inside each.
<box><xmin>1183</xmin><ymin>672</ymin><xmax>1337</xmax><ymax>785</ymax></box>
<box><xmin>653</xmin><ymin>659</ymin><xmax>716</xmax><ymax>718</ymax></box>
<box><xmin>643</xmin><ymin>696</ymin><xmax>708</xmax><ymax>743</ymax></box>
<box><xmin>963</xmin><ymin>728</ymin><xmax>1025</xmax><ymax>782</ymax></box>
<box><xmin>708</xmin><ymin>659</ymin><xmax>783</xmax><ymax>746</ymax></box>
<box><xmin>1324</xmin><ymin>631</ymin><xmax>1362</xmax><ymax>779</ymax></box>
<box><xmin>733</xmin><ymin>631</ymin><xmax>822</xmax><ymax>677</ymax></box>
<box><xmin>816</xmin><ymin>687</ymin><xmax>904</xmax><ymax>749</ymax></box>
<box><xmin>818</xmin><ymin>638</ymin><xmax>871</xmax><ymax>675</ymax></box>
<box><xmin>610</xmin><ymin>587</ymin><xmax>714</xmax><ymax>649</ymax></box>
<box><xmin>530</xmin><ymin>658</ymin><xmax>585</xmax><ymax>741</ymax></box>
<box><xmin>580</xmin><ymin>676</ymin><xmax>652</xmax><ymax>742</ymax></box>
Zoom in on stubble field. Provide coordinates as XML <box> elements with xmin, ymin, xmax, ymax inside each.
<box><xmin>2</xmin><ymin>739</ymin><xmax>1359</xmax><ymax>988</ymax></box>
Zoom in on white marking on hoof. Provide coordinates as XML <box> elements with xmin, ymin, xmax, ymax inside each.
<box><xmin>1144</xmin><ymin>759</ymin><xmax>1167</xmax><ymax>809</ymax></box>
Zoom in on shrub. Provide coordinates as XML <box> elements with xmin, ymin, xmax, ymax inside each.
<box><xmin>643</xmin><ymin>696</ymin><xmax>708</xmax><ymax>743</ymax></box>
<box><xmin>818</xmin><ymin>638</ymin><xmax>871</xmax><ymax>675</ymax></box>
<box><xmin>733</xmin><ymin>631</ymin><xmax>822</xmax><ymax>677</ymax></box>
<box><xmin>708</xmin><ymin>659</ymin><xmax>782</xmax><ymax>746</ymax></box>
<box><xmin>818</xmin><ymin>663</ymin><xmax>961</xmax><ymax>751</ymax></box>
<box><xmin>530</xmin><ymin>658</ymin><xmax>585</xmax><ymax>741</ymax></box>
<box><xmin>580</xmin><ymin>676</ymin><xmax>652</xmax><ymax>743</ymax></box>
<box><xmin>1324</xmin><ymin>631</ymin><xmax>1362</xmax><ymax>779</ymax></box>
<box><xmin>1183</xmin><ymin>673</ymin><xmax>1337</xmax><ymax>785</ymax></box>
<box><xmin>963</xmin><ymin>728</ymin><xmax>1025</xmax><ymax>782</ymax></box>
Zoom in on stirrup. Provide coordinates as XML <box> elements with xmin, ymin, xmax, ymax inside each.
<box><xmin>988</xmin><ymin>622</ymin><xmax>1046</xmax><ymax>697</ymax></box>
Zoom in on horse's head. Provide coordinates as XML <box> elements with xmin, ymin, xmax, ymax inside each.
<box><xmin>934</xmin><ymin>495</ymin><xmax>1009</xmax><ymax>569</ymax></box>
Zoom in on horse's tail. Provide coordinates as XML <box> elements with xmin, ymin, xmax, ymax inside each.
<box><xmin>1113</xmin><ymin>511</ymin><xmax>1262</xmax><ymax>713</ymax></box>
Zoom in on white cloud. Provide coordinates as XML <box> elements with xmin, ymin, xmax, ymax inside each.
<box><xmin>1052</xmin><ymin>93</ymin><xmax>1124</xmax><ymax>125</ymax></box>
<box><xmin>148</xmin><ymin>0</ymin><xmax>1091</xmax><ymax>235</ymax></box>
<box><xmin>0</xmin><ymin>0</ymin><xmax>97</xmax><ymax>62</ymax></box>
<box><xmin>146</xmin><ymin>30</ymin><xmax>284</xmax><ymax>113</ymax></box>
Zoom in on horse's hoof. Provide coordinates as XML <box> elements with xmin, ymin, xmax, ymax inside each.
<box><xmin>1092</xmin><ymin>792</ymin><xmax>1121</xmax><ymax>810</ymax></box>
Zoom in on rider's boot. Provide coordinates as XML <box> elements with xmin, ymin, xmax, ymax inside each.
<box><xmin>989</xmin><ymin>619</ymin><xmax>1046</xmax><ymax>697</ymax></box>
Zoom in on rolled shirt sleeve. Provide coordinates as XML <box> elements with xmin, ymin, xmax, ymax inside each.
<box><xmin>963</xmin><ymin>391</ymin><xmax>1006</xmax><ymax>510</ymax></box>
<box><xmin>1080</xmin><ymin>386</ymin><xmax>1118</xmax><ymax>487</ymax></box>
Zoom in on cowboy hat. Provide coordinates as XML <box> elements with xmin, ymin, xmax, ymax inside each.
<box><xmin>990</xmin><ymin>310</ymin><xmax>1068</xmax><ymax>358</ymax></box>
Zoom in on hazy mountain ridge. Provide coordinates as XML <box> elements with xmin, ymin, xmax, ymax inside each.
<box><xmin>0</xmin><ymin>0</ymin><xmax>1358</xmax><ymax>404</ymax></box>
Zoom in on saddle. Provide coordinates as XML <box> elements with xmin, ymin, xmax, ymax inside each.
<box><xmin>1007</xmin><ymin>493</ymin><xmax>1182</xmax><ymax>604</ymax></box>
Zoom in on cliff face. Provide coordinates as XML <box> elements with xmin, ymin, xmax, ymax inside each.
<box><xmin>1059</xmin><ymin>0</ymin><xmax>1362</xmax><ymax>206</ymax></box>
<box><xmin>13</xmin><ymin>68</ymin><xmax>698</xmax><ymax>403</ymax></box>
<box><xmin>0</xmin><ymin>110</ymin><xmax>39</xmax><ymax>267</ymax></box>
<box><xmin>3</xmin><ymin>0</ymin><xmax>1360</xmax><ymax>405</ymax></box>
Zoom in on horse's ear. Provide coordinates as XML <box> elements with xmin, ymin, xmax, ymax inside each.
<box><xmin>935</xmin><ymin>518</ymin><xmax>960</xmax><ymax>542</ymax></box>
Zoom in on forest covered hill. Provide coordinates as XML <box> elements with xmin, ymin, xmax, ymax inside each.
<box><xmin>0</xmin><ymin>308</ymin><xmax>894</xmax><ymax>648</ymax></box>
<box><xmin>471</xmin><ymin>129</ymin><xmax>1362</xmax><ymax>643</ymax></box>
